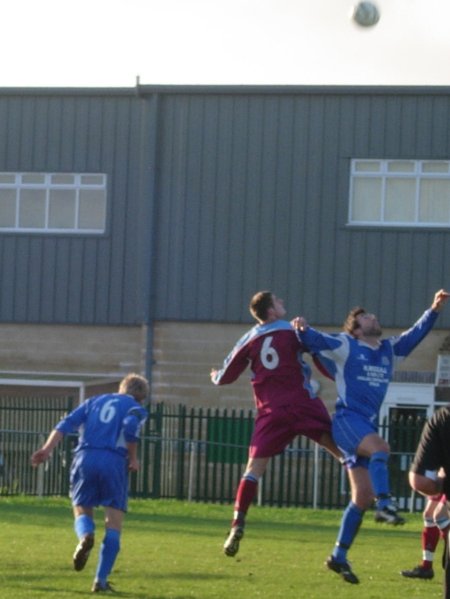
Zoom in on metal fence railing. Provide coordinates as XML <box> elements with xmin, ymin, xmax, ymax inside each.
<box><xmin>0</xmin><ymin>398</ymin><xmax>429</xmax><ymax>512</ymax></box>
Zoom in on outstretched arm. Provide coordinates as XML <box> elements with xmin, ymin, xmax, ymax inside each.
<box><xmin>31</xmin><ymin>429</ymin><xmax>64</xmax><ymax>466</ymax></box>
<box><xmin>392</xmin><ymin>290</ymin><xmax>450</xmax><ymax>358</ymax></box>
<box><xmin>210</xmin><ymin>346</ymin><xmax>251</xmax><ymax>385</ymax></box>
<box><xmin>431</xmin><ymin>289</ymin><xmax>450</xmax><ymax>312</ymax></box>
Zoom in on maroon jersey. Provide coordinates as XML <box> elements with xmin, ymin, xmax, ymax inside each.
<box><xmin>212</xmin><ymin>320</ymin><xmax>318</xmax><ymax>412</ymax></box>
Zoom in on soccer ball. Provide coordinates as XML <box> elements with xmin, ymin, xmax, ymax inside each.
<box><xmin>352</xmin><ymin>1</ymin><xmax>380</xmax><ymax>27</ymax></box>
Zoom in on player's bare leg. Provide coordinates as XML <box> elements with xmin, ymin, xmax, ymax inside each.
<box><xmin>318</xmin><ymin>432</ymin><xmax>342</xmax><ymax>461</ymax></box>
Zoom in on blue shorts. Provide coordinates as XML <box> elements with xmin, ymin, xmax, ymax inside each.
<box><xmin>70</xmin><ymin>449</ymin><xmax>129</xmax><ymax>511</ymax></box>
<box><xmin>332</xmin><ymin>411</ymin><xmax>376</xmax><ymax>469</ymax></box>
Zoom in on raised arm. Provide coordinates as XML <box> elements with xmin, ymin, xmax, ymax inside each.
<box><xmin>431</xmin><ymin>289</ymin><xmax>450</xmax><ymax>312</ymax></box>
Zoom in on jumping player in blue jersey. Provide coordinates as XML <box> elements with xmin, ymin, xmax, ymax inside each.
<box><xmin>293</xmin><ymin>289</ymin><xmax>450</xmax><ymax>584</ymax></box>
<box><xmin>31</xmin><ymin>373</ymin><xmax>149</xmax><ymax>594</ymax></box>
<box><xmin>211</xmin><ymin>291</ymin><xmax>341</xmax><ymax>558</ymax></box>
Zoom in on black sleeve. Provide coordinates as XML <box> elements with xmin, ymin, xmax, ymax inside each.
<box><xmin>410</xmin><ymin>407</ymin><xmax>450</xmax><ymax>478</ymax></box>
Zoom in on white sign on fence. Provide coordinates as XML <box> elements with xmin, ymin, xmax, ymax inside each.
<box><xmin>436</xmin><ymin>354</ymin><xmax>450</xmax><ymax>386</ymax></box>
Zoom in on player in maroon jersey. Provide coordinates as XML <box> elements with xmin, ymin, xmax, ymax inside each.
<box><xmin>211</xmin><ymin>290</ymin><xmax>340</xmax><ymax>557</ymax></box>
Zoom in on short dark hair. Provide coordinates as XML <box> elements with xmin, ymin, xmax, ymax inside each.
<box><xmin>343</xmin><ymin>306</ymin><xmax>366</xmax><ymax>336</ymax></box>
<box><xmin>249</xmin><ymin>290</ymin><xmax>274</xmax><ymax>322</ymax></box>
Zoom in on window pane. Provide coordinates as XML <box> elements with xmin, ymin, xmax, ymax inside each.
<box><xmin>21</xmin><ymin>173</ymin><xmax>45</xmax><ymax>185</ymax></box>
<box><xmin>51</xmin><ymin>174</ymin><xmax>75</xmax><ymax>185</ymax></box>
<box><xmin>385</xmin><ymin>179</ymin><xmax>416</xmax><ymax>222</ymax></box>
<box><xmin>422</xmin><ymin>162</ymin><xmax>450</xmax><ymax>174</ymax></box>
<box><xmin>354</xmin><ymin>161</ymin><xmax>381</xmax><ymax>173</ymax></box>
<box><xmin>19</xmin><ymin>189</ymin><xmax>46</xmax><ymax>228</ymax></box>
<box><xmin>0</xmin><ymin>171</ymin><xmax>107</xmax><ymax>233</ymax></box>
<box><xmin>0</xmin><ymin>173</ymin><xmax>15</xmax><ymax>184</ymax></box>
<box><xmin>387</xmin><ymin>161</ymin><xmax>415</xmax><ymax>173</ymax></box>
<box><xmin>48</xmin><ymin>189</ymin><xmax>76</xmax><ymax>228</ymax></box>
<box><xmin>351</xmin><ymin>178</ymin><xmax>382</xmax><ymax>221</ymax></box>
<box><xmin>81</xmin><ymin>174</ymin><xmax>104</xmax><ymax>185</ymax></box>
<box><xmin>420</xmin><ymin>179</ymin><xmax>450</xmax><ymax>223</ymax></box>
<box><xmin>0</xmin><ymin>189</ymin><xmax>16</xmax><ymax>226</ymax></box>
<box><xmin>78</xmin><ymin>189</ymin><xmax>106</xmax><ymax>229</ymax></box>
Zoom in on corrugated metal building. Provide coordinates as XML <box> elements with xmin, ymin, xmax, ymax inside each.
<box><xmin>0</xmin><ymin>84</ymin><xmax>449</xmax><ymax>415</ymax></box>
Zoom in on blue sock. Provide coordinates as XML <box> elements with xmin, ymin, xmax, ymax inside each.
<box><xmin>368</xmin><ymin>451</ymin><xmax>391</xmax><ymax>509</ymax></box>
<box><xmin>74</xmin><ymin>514</ymin><xmax>95</xmax><ymax>540</ymax></box>
<box><xmin>332</xmin><ymin>502</ymin><xmax>364</xmax><ymax>563</ymax></box>
<box><xmin>95</xmin><ymin>528</ymin><xmax>121</xmax><ymax>584</ymax></box>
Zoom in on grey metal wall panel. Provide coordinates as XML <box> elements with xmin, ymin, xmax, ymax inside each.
<box><xmin>152</xmin><ymin>88</ymin><xmax>450</xmax><ymax>328</ymax></box>
<box><xmin>0</xmin><ymin>93</ymin><xmax>146</xmax><ymax>325</ymax></box>
<box><xmin>1</xmin><ymin>86</ymin><xmax>450</xmax><ymax>330</ymax></box>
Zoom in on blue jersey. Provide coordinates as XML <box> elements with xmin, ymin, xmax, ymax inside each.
<box><xmin>56</xmin><ymin>393</ymin><xmax>148</xmax><ymax>457</ymax></box>
<box><xmin>298</xmin><ymin>309</ymin><xmax>439</xmax><ymax>423</ymax></box>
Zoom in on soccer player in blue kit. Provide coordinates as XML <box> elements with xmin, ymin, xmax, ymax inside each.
<box><xmin>293</xmin><ymin>289</ymin><xmax>450</xmax><ymax>584</ymax></box>
<box><xmin>31</xmin><ymin>373</ymin><xmax>149</xmax><ymax>593</ymax></box>
<box><xmin>211</xmin><ymin>290</ymin><xmax>341</xmax><ymax>558</ymax></box>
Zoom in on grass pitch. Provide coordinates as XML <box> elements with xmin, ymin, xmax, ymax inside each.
<box><xmin>0</xmin><ymin>496</ymin><xmax>444</xmax><ymax>598</ymax></box>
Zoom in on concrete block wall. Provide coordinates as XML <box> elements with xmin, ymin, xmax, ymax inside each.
<box><xmin>0</xmin><ymin>321</ymin><xmax>446</xmax><ymax>410</ymax></box>
<box><xmin>151</xmin><ymin>322</ymin><xmax>252</xmax><ymax>410</ymax></box>
<box><xmin>150</xmin><ymin>322</ymin><xmax>449</xmax><ymax>410</ymax></box>
<box><xmin>0</xmin><ymin>324</ymin><xmax>144</xmax><ymax>375</ymax></box>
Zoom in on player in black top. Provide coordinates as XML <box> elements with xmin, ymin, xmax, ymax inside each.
<box><xmin>410</xmin><ymin>406</ymin><xmax>450</xmax><ymax>599</ymax></box>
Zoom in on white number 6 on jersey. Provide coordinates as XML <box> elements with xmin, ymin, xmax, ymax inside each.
<box><xmin>260</xmin><ymin>336</ymin><xmax>279</xmax><ymax>370</ymax></box>
<box><xmin>99</xmin><ymin>399</ymin><xmax>117</xmax><ymax>423</ymax></box>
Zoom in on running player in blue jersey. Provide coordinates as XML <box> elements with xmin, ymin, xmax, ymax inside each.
<box><xmin>293</xmin><ymin>289</ymin><xmax>450</xmax><ymax>584</ymax></box>
<box><xmin>211</xmin><ymin>290</ymin><xmax>341</xmax><ymax>558</ymax></box>
<box><xmin>31</xmin><ymin>373</ymin><xmax>149</xmax><ymax>594</ymax></box>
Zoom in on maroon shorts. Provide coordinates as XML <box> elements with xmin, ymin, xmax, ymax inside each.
<box><xmin>249</xmin><ymin>399</ymin><xmax>332</xmax><ymax>459</ymax></box>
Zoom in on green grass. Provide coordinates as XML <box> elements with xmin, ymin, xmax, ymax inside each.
<box><xmin>0</xmin><ymin>496</ymin><xmax>444</xmax><ymax>598</ymax></box>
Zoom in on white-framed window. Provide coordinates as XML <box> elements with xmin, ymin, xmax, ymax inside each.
<box><xmin>349</xmin><ymin>159</ymin><xmax>450</xmax><ymax>227</ymax></box>
<box><xmin>0</xmin><ymin>172</ymin><xmax>107</xmax><ymax>233</ymax></box>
